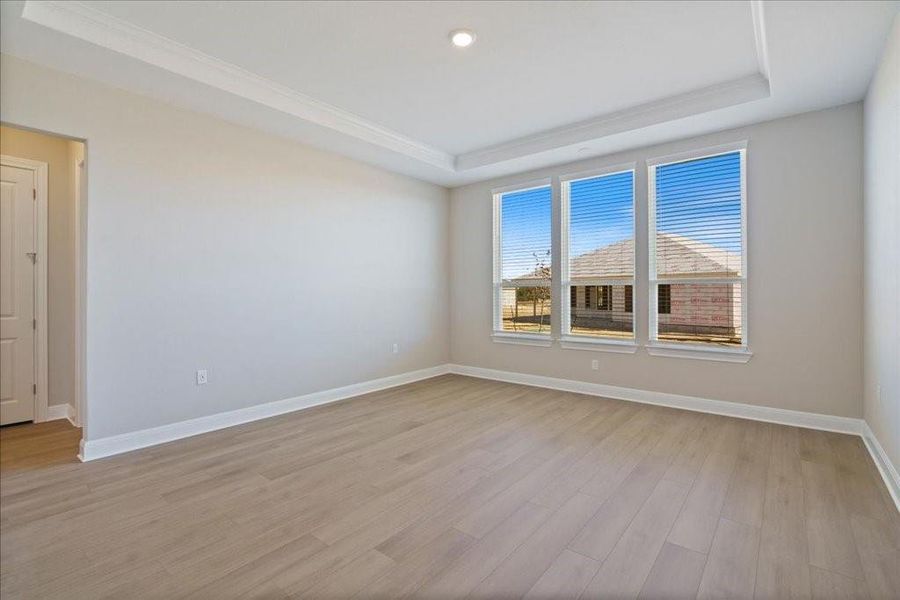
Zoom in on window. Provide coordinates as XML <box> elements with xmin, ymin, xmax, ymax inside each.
<box><xmin>561</xmin><ymin>167</ymin><xmax>635</xmax><ymax>340</ymax></box>
<box><xmin>657</xmin><ymin>284</ymin><xmax>671</xmax><ymax>314</ymax></box>
<box><xmin>489</xmin><ymin>143</ymin><xmax>748</xmax><ymax>360</ymax></box>
<box><xmin>598</xmin><ymin>285</ymin><xmax>612</xmax><ymax>310</ymax></box>
<box><xmin>649</xmin><ymin>147</ymin><xmax>746</xmax><ymax>347</ymax></box>
<box><xmin>493</xmin><ymin>182</ymin><xmax>552</xmax><ymax>340</ymax></box>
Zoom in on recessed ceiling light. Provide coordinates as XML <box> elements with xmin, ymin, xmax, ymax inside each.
<box><xmin>449</xmin><ymin>29</ymin><xmax>476</xmax><ymax>48</ymax></box>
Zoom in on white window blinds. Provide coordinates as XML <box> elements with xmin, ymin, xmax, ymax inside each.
<box><xmin>493</xmin><ymin>184</ymin><xmax>552</xmax><ymax>335</ymax></box>
<box><xmin>650</xmin><ymin>150</ymin><xmax>746</xmax><ymax>346</ymax></box>
<box><xmin>563</xmin><ymin>169</ymin><xmax>635</xmax><ymax>339</ymax></box>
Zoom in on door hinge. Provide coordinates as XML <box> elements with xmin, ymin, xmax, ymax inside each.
<box><xmin>33</xmin><ymin>188</ymin><xmax>36</xmax><ymax>200</ymax></box>
<box><xmin>33</xmin><ymin>318</ymin><xmax>36</xmax><ymax>330</ymax></box>
<box><xmin>33</xmin><ymin>383</ymin><xmax>37</xmax><ymax>395</ymax></box>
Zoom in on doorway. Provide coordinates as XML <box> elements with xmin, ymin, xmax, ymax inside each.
<box><xmin>0</xmin><ymin>124</ymin><xmax>86</xmax><ymax>466</ymax></box>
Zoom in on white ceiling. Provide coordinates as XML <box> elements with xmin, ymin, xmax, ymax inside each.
<box><xmin>1</xmin><ymin>1</ymin><xmax>897</xmax><ymax>186</ymax></box>
<box><xmin>74</xmin><ymin>1</ymin><xmax>762</xmax><ymax>154</ymax></box>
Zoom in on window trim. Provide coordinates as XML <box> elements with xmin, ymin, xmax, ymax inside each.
<box><xmin>559</xmin><ymin>336</ymin><xmax>638</xmax><ymax>353</ymax></box>
<box><xmin>559</xmin><ymin>162</ymin><xmax>636</xmax><ymax>345</ymax></box>
<box><xmin>647</xmin><ymin>141</ymin><xmax>749</xmax><ymax>358</ymax></box>
<box><xmin>646</xmin><ymin>342</ymin><xmax>752</xmax><ymax>363</ymax></box>
<box><xmin>491</xmin><ymin>331</ymin><xmax>554</xmax><ymax>347</ymax></box>
<box><xmin>492</xmin><ymin>178</ymin><xmax>553</xmax><ymax>340</ymax></box>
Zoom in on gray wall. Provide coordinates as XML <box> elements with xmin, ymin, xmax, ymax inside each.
<box><xmin>863</xmin><ymin>18</ymin><xmax>899</xmax><ymax>469</ymax></box>
<box><xmin>451</xmin><ymin>103</ymin><xmax>864</xmax><ymax>418</ymax></box>
<box><xmin>0</xmin><ymin>54</ymin><xmax>450</xmax><ymax>440</ymax></box>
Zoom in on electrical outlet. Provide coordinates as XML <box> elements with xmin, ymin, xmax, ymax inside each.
<box><xmin>591</xmin><ymin>359</ymin><xmax>599</xmax><ymax>371</ymax></box>
<box><xmin>392</xmin><ymin>343</ymin><xmax>399</xmax><ymax>354</ymax></box>
<box><xmin>196</xmin><ymin>369</ymin><xmax>208</xmax><ymax>385</ymax></box>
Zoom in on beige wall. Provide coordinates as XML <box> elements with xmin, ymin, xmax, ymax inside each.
<box><xmin>0</xmin><ymin>124</ymin><xmax>79</xmax><ymax>409</ymax></box>
<box><xmin>451</xmin><ymin>103</ymin><xmax>864</xmax><ymax>418</ymax></box>
<box><xmin>0</xmin><ymin>54</ymin><xmax>450</xmax><ymax>441</ymax></box>
<box><xmin>863</xmin><ymin>17</ymin><xmax>899</xmax><ymax>470</ymax></box>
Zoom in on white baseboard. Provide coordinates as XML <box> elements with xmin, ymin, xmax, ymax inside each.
<box><xmin>45</xmin><ymin>403</ymin><xmax>76</xmax><ymax>425</ymax></box>
<box><xmin>448</xmin><ymin>364</ymin><xmax>863</xmax><ymax>435</ymax></box>
<box><xmin>79</xmin><ymin>364</ymin><xmax>450</xmax><ymax>462</ymax></box>
<box><xmin>861</xmin><ymin>422</ymin><xmax>900</xmax><ymax>512</ymax></box>
<box><xmin>74</xmin><ymin>360</ymin><xmax>899</xmax><ymax>514</ymax></box>
<box><xmin>448</xmin><ymin>363</ymin><xmax>900</xmax><ymax>512</ymax></box>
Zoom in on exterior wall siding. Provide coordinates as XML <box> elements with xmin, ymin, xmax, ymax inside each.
<box><xmin>571</xmin><ymin>285</ymin><xmax>634</xmax><ymax>330</ymax></box>
<box><xmin>658</xmin><ymin>283</ymin><xmax>737</xmax><ymax>335</ymax></box>
<box><xmin>570</xmin><ymin>284</ymin><xmax>738</xmax><ymax>335</ymax></box>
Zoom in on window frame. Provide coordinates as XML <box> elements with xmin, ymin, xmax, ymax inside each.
<box><xmin>491</xmin><ymin>178</ymin><xmax>553</xmax><ymax>346</ymax></box>
<box><xmin>559</xmin><ymin>163</ymin><xmax>638</xmax><ymax>353</ymax></box>
<box><xmin>646</xmin><ymin>141</ymin><xmax>751</xmax><ymax>362</ymax></box>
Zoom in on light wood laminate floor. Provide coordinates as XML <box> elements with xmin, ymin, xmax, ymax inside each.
<box><xmin>0</xmin><ymin>420</ymin><xmax>82</xmax><ymax>472</ymax></box>
<box><xmin>1</xmin><ymin>375</ymin><xmax>898</xmax><ymax>599</ymax></box>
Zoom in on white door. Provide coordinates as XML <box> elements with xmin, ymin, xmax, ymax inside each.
<box><xmin>0</xmin><ymin>164</ymin><xmax>36</xmax><ymax>425</ymax></box>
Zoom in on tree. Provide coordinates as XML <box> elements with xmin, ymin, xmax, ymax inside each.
<box><xmin>515</xmin><ymin>250</ymin><xmax>551</xmax><ymax>333</ymax></box>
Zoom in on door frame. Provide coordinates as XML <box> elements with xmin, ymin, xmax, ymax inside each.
<box><xmin>1</xmin><ymin>154</ymin><xmax>49</xmax><ymax>423</ymax></box>
<box><xmin>73</xmin><ymin>155</ymin><xmax>85</xmax><ymax>427</ymax></box>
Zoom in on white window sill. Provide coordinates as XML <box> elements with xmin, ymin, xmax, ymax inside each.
<box><xmin>491</xmin><ymin>332</ymin><xmax>553</xmax><ymax>347</ymax></box>
<box><xmin>646</xmin><ymin>343</ymin><xmax>752</xmax><ymax>363</ymax></box>
<box><xmin>559</xmin><ymin>336</ymin><xmax>638</xmax><ymax>354</ymax></box>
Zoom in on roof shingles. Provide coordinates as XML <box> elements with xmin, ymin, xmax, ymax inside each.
<box><xmin>507</xmin><ymin>233</ymin><xmax>740</xmax><ymax>282</ymax></box>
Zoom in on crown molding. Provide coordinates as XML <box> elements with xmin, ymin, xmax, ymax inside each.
<box><xmin>458</xmin><ymin>0</ymin><xmax>772</xmax><ymax>171</ymax></box>
<box><xmin>21</xmin><ymin>1</ymin><xmax>772</xmax><ymax>176</ymax></box>
<box><xmin>455</xmin><ymin>73</ymin><xmax>770</xmax><ymax>170</ymax></box>
<box><xmin>21</xmin><ymin>0</ymin><xmax>456</xmax><ymax>170</ymax></box>
<box><xmin>750</xmin><ymin>0</ymin><xmax>772</xmax><ymax>82</ymax></box>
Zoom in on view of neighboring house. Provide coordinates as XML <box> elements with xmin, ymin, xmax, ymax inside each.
<box><xmin>504</xmin><ymin>232</ymin><xmax>743</xmax><ymax>342</ymax></box>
